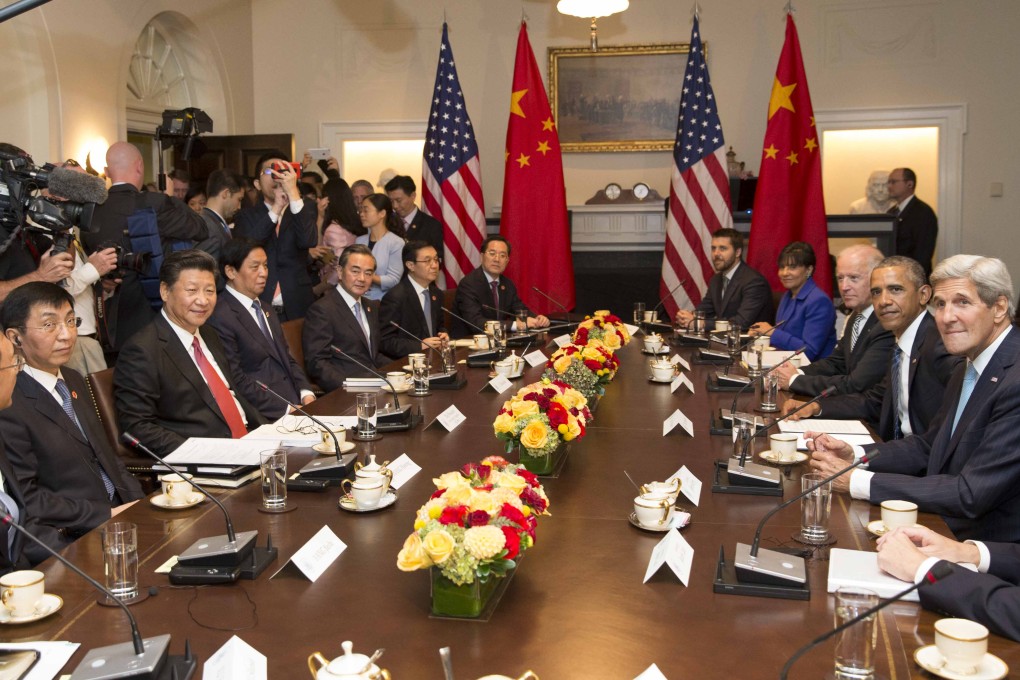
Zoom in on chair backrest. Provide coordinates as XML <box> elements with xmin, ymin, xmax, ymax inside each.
<box><xmin>281</xmin><ymin>317</ymin><xmax>304</xmax><ymax>367</ymax></box>
<box><xmin>86</xmin><ymin>368</ymin><xmax>155</xmax><ymax>490</ymax></box>
<box><xmin>442</xmin><ymin>288</ymin><xmax>456</xmax><ymax>334</ymax></box>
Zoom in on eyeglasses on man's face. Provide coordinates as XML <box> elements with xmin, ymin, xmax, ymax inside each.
<box><xmin>20</xmin><ymin>317</ymin><xmax>82</xmax><ymax>335</ymax></box>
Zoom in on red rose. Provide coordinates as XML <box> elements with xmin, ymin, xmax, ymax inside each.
<box><xmin>430</xmin><ymin>488</ymin><xmax>447</xmax><ymax>500</ymax></box>
<box><xmin>584</xmin><ymin>359</ymin><xmax>601</xmax><ymax>371</ymax></box>
<box><xmin>477</xmin><ymin>464</ymin><xmax>492</xmax><ymax>480</ymax></box>
<box><xmin>515</xmin><ymin>468</ymin><xmax>539</xmax><ymax>487</ymax></box>
<box><xmin>500</xmin><ymin>525</ymin><xmax>521</xmax><ymax>559</ymax></box>
<box><xmin>547</xmin><ymin>402</ymin><xmax>568</xmax><ymax>428</ymax></box>
<box><xmin>500</xmin><ymin>503</ymin><xmax>527</xmax><ymax>527</ymax></box>
<box><xmin>439</xmin><ymin>506</ymin><xmax>469</xmax><ymax>525</ymax></box>
<box><xmin>520</xmin><ymin>487</ymin><xmax>547</xmax><ymax>514</ymax></box>
<box><xmin>466</xmin><ymin>510</ymin><xmax>491</xmax><ymax>527</ymax></box>
<box><xmin>461</xmin><ymin>462</ymin><xmax>478</xmax><ymax>478</ymax></box>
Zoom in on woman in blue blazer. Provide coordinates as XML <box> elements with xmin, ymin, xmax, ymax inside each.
<box><xmin>749</xmin><ymin>241</ymin><xmax>836</xmax><ymax>361</ymax></box>
<box><xmin>355</xmin><ymin>194</ymin><xmax>406</xmax><ymax>300</ymax></box>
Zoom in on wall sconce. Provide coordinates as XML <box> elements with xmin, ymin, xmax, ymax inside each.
<box><xmin>557</xmin><ymin>0</ymin><xmax>629</xmax><ymax>51</ymax></box>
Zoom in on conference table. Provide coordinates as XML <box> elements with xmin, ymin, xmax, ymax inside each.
<box><xmin>8</xmin><ymin>331</ymin><xmax>1020</xmax><ymax>678</ymax></box>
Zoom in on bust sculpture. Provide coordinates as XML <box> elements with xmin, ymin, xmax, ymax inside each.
<box><xmin>849</xmin><ymin>170</ymin><xmax>897</xmax><ymax>214</ymax></box>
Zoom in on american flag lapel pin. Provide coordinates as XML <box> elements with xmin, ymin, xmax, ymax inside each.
<box><xmin>991</xmin><ymin>376</ymin><xmax>999</xmax><ymax>383</ymax></box>
<box><xmin>431</xmin><ymin>295</ymin><xmax>437</xmax><ymax>302</ymax></box>
<box><xmin>71</xmin><ymin>390</ymin><xmax>78</xmax><ymax>399</ymax></box>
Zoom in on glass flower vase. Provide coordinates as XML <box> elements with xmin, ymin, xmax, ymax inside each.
<box><xmin>518</xmin><ymin>443</ymin><xmax>565</xmax><ymax>475</ymax></box>
<box><xmin>430</xmin><ymin>568</ymin><xmax>502</xmax><ymax>618</ymax></box>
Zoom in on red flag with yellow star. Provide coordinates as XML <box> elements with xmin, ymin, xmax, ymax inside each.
<box><xmin>747</xmin><ymin>13</ymin><xmax>831</xmax><ymax>295</ymax></box>
<box><xmin>500</xmin><ymin>21</ymin><xmax>575</xmax><ymax>315</ymax></box>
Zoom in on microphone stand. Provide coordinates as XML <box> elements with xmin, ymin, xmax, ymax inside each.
<box><xmin>530</xmin><ymin>286</ymin><xmax>576</xmax><ymax>327</ymax></box>
<box><xmin>330</xmin><ymin>345</ymin><xmax>415</xmax><ymax>434</ymax></box>
<box><xmin>481</xmin><ymin>303</ymin><xmax>532</xmax><ymax>344</ymax></box>
<box><xmin>122</xmin><ymin>434</ymin><xmax>276</xmax><ymax>580</ymax></box>
<box><xmin>2</xmin><ymin>513</ymin><xmax>198</xmax><ymax>680</ymax></box>
<box><xmin>442</xmin><ymin>306</ymin><xmax>502</xmax><ymax>365</ymax></box>
<box><xmin>648</xmin><ymin>280</ymin><xmax>687</xmax><ymax>333</ymax></box>
<box><xmin>778</xmin><ymin>562</ymin><xmax>953</xmax><ymax>679</ymax></box>
<box><xmin>252</xmin><ymin>381</ymin><xmax>357</xmax><ymax>482</ymax></box>
<box><xmin>711</xmin><ymin>333</ymin><xmax>797</xmax><ymax>431</ymax></box>
<box><xmin>387</xmin><ymin>322</ymin><xmax>463</xmax><ymax>388</ymax></box>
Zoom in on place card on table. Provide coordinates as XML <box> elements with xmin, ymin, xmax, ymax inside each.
<box><xmin>624</xmin><ymin>323</ymin><xmax>640</xmax><ymax>336</ymax></box>
<box><xmin>669</xmin><ymin>465</ymin><xmax>702</xmax><ymax>506</ymax></box>
<box><xmin>669</xmin><ymin>354</ymin><xmax>690</xmax><ymax>371</ymax></box>
<box><xmin>670</xmin><ymin>372</ymin><xmax>694</xmax><ymax>394</ymax></box>
<box><xmin>523</xmin><ymin>349</ymin><xmax>548</xmax><ymax>367</ymax></box>
<box><xmin>480</xmin><ymin>374</ymin><xmax>514</xmax><ymax>394</ymax></box>
<box><xmin>643</xmin><ymin>529</ymin><xmax>694</xmax><ymax>585</ymax></box>
<box><xmin>271</xmin><ymin>526</ymin><xmax>346</xmax><ymax>582</ymax></box>
<box><xmin>552</xmin><ymin>334</ymin><xmax>573</xmax><ymax>348</ymax></box>
<box><xmin>634</xmin><ymin>663</ymin><xmax>669</xmax><ymax>680</ymax></box>
<box><xmin>426</xmin><ymin>405</ymin><xmax>466</xmax><ymax>431</ymax></box>
<box><xmin>387</xmin><ymin>453</ymin><xmax>421</xmax><ymax>490</ymax></box>
<box><xmin>203</xmin><ymin>636</ymin><xmax>267</xmax><ymax>680</ymax></box>
<box><xmin>662</xmin><ymin>409</ymin><xmax>693</xmax><ymax>437</ymax></box>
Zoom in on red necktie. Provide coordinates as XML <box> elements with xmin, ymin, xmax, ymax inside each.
<box><xmin>191</xmin><ymin>337</ymin><xmax>247</xmax><ymax>438</ymax></box>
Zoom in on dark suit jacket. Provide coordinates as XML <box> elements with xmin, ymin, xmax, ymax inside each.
<box><xmin>771</xmin><ymin>278</ymin><xmax>837</xmax><ymax>361</ymax></box>
<box><xmin>233</xmin><ymin>200</ymin><xmax>318</xmax><ymax>321</ymax></box>
<box><xmin>450</xmin><ymin>267</ymin><xmax>528</xmax><ymax>338</ymax></box>
<box><xmin>0</xmin><ymin>370</ymin><xmax>143</xmax><ymax>564</ymax></box>
<box><xmin>893</xmin><ymin>195</ymin><xmax>938</xmax><ymax>278</ymax></box>
<box><xmin>303</xmin><ymin>288</ymin><xmax>384</xmax><ymax>392</ymax></box>
<box><xmin>920</xmin><ymin>543</ymin><xmax>1020</xmax><ymax>642</ymax></box>
<box><xmin>114</xmin><ymin>315</ymin><xmax>266</xmax><ymax>458</ymax></box>
<box><xmin>790</xmin><ymin>310</ymin><xmax>894</xmax><ymax>396</ymax></box>
<box><xmin>819</xmin><ymin>313</ymin><xmax>961</xmax><ymax>440</ymax></box>
<box><xmin>207</xmin><ymin>291</ymin><xmax>313</xmax><ymax>420</ymax></box>
<box><xmin>84</xmin><ymin>184</ymin><xmax>208</xmax><ymax>350</ymax></box>
<box><xmin>195</xmin><ymin>208</ymin><xmax>232</xmax><ymax>271</ymax></box>
<box><xmin>405</xmin><ymin>210</ymin><xmax>444</xmax><ymax>257</ymax></box>
<box><xmin>0</xmin><ymin>450</ymin><xmax>30</xmax><ymax>574</ymax></box>
<box><xmin>695</xmin><ymin>260</ymin><xmax>773</xmax><ymax>330</ymax></box>
<box><xmin>866</xmin><ymin>326</ymin><xmax>1020</xmax><ymax>542</ymax></box>
<box><xmin>379</xmin><ymin>277</ymin><xmax>445</xmax><ymax>359</ymax></box>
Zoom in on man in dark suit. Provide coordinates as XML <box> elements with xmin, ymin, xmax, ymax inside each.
<box><xmin>0</xmin><ymin>332</ymin><xmax>30</xmax><ymax>574</ymax></box>
<box><xmin>808</xmin><ymin>254</ymin><xmax>1020</xmax><ymax>543</ymax></box>
<box><xmin>450</xmin><ymin>235</ymin><xmax>550</xmax><ymax>338</ymax></box>
<box><xmin>114</xmin><ymin>251</ymin><xmax>265</xmax><ymax>458</ymax></box>
<box><xmin>776</xmin><ymin>245</ymin><xmax>893</xmax><ymax>396</ymax></box>
<box><xmin>888</xmin><ymin>167</ymin><xmax>938</xmax><ymax>278</ymax></box>
<box><xmin>195</xmin><ymin>169</ymin><xmax>245</xmax><ymax>270</ymax></box>
<box><xmin>233</xmin><ymin>150</ymin><xmax>318</xmax><ymax>321</ymax></box>
<box><xmin>385</xmin><ymin>175</ymin><xmax>443</xmax><ymax>258</ymax></box>
<box><xmin>303</xmin><ymin>244</ymin><xmax>384</xmax><ymax>392</ymax></box>
<box><xmin>675</xmin><ymin>228</ymin><xmax>772</xmax><ymax>331</ymax></box>
<box><xmin>379</xmin><ymin>241</ymin><xmax>448</xmax><ymax>359</ymax></box>
<box><xmin>208</xmin><ymin>237</ymin><xmax>315</xmax><ymax>420</ymax></box>
<box><xmin>83</xmin><ymin>142</ymin><xmax>207</xmax><ymax>351</ymax></box>
<box><xmin>784</xmin><ymin>257</ymin><xmax>961</xmax><ymax>439</ymax></box>
<box><xmin>0</xmin><ymin>283</ymin><xmax>143</xmax><ymax>564</ymax></box>
<box><xmin>877</xmin><ymin>526</ymin><xmax>1020</xmax><ymax>642</ymax></box>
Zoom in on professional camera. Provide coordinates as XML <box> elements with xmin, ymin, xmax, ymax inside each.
<box><xmin>156</xmin><ymin>108</ymin><xmax>212</xmax><ymax>162</ymax></box>
<box><xmin>95</xmin><ymin>241</ymin><xmax>151</xmax><ymax>280</ymax></box>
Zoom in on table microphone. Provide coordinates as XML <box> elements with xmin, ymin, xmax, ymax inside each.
<box><xmin>441</xmin><ymin>306</ymin><xmax>486</xmax><ymax>334</ymax></box>
<box><xmin>387</xmin><ymin>321</ymin><xmax>441</xmax><ymax>367</ymax></box>
<box><xmin>330</xmin><ymin>346</ymin><xmax>413</xmax><ymax>429</ymax></box>
<box><xmin>0</xmin><ymin>512</ymin><xmax>197</xmax><ymax>679</ymax></box>
<box><xmin>530</xmin><ymin>286</ymin><xmax>576</xmax><ymax>325</ymax></box>
<box><xmin>726</xmin><ymin>342</ymin><xmax>805</xmax><ymax>418</ymax></box>
<box><xmin>732</xmin><ymin>447</ymin><xmax>882</xmax><ymax>587</ymax></box>
<box><xmin>778</xmin><ymin>561</ymin><xmax>954</xmax><ymax>679</ymax></box>
<box><xmin>650</xmin><ymin>279</ymin><xmax>688</xmax><ymax>318</ymax></box>
<box><xmin>122</xmin><ymin>433</ymin><xmax>257</xmax><ymax>570</ymax></box>
<box><xmin>252</xmin><ymin>381</ymin><xmax>357</xmax><ymax>481</ymax></box>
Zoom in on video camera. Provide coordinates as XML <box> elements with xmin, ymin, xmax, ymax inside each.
<box><xmin>156</xmin><ymin>108</ymin><xmax>212</xmax><ymax>162</ymax></box>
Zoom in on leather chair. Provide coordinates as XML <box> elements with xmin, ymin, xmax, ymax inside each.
<box><xmin>86</xmin><ymin>368</ymin><xmax>157</xmax><ymax>492</ymax></box>
<box><xmin>442</xmin><ymin>288</ymin><xmax>456</xmax><ymax>334</ymax></box>
<box><xmin>281</xmin><ymin>318</ymin><xmax>304</xmax><ymax>366</ymax></box>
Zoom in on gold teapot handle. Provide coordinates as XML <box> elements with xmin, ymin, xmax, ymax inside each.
<box><xmin>518</xmin><ymin>672</ymin><xmax>539</xmax><ymax>680</ymax></box>
<box><xmin>308</xmin><ymin>652</ymin><xmax>329</xmax><ymax>679</ymax></box>
<box><xmin>354</xmin><ymin>461</ymin><xmax>364</xmax><ymax>471</ymax></box>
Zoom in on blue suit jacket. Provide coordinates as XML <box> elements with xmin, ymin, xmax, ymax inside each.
<box><xmin>867</xmin><ymin>326</ymin><xmax>1020</xmax><ymax>542</ymax></box>
<box><xmin>770</xmin><ymin>277</ymin><xmax>836</xmax><ymax>361</ymax></box>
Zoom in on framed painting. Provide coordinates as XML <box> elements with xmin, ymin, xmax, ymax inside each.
<box><xmin>548</xmin><ymin>43</ymin><xmax>695</xmax><ymax>153</ymax></box>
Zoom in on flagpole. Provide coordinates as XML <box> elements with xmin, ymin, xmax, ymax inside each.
<box><xmin>692</xmin><ymin>1</ymin><xmax>700</xmax><ymax>20</ymax></box>
<box><xmin>784</xmin><ymin>1</ymin><xmax>795</xmax><ymax>15</ymax></box>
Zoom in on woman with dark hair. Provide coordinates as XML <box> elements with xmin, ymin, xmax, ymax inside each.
<box><xmin>184</xmin><ymin>186</ymin><xmax>206</xmax><ymax>214</ymax></box>
<box><xmin>749</xmin><ymin>241</ymin><xmax>836</xmax><ymax>361</ymax></box>
<box><xmin>355</xmin><ymin>193</ymin><xmax>406</xmax><ymax>300</ymax></box>
<box><xmin>316</xmin><ymin>165</ymin><xmax>365</xmax><ymax>290</ymax></box>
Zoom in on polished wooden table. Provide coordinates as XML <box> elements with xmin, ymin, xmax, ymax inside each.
<box><xmin>8</xmin><ymin>335</ymin><xmax>1019</xmax><ymax>678</ymax></box>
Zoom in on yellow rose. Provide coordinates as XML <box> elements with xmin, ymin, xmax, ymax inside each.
<box><xmin>434</xmin><ymin>471</ymin><xmax>469</xmax><ymax>490</ymax></box>
<box><xmin>603</xmin><ymin>331</ymin><xmax>622</xmax><ymax>349</ymax></box>
<box><xmin>520</xmin><ymin>419</ymin><xmax>549</xmax><ymax>450</ymax></box>
<box><xmin>491</xmin><ymin>486</ymin><xmax>524</xmax><ymax>509</ymax></box>
<box><xmin>581</xmin><ymin>347</ymin><xmax>601</xmax><ymax>361</ymax></box>
<box><xmin>396</xmin><ymin>533</ymin><xmax>433</xmax><ymax>571</ymax></box>
<box><xmin>422</xmin><ymin>529</ymin><xmax>455</xmax><ymax>564</ymax></box>
<box><xmin>594</xmin><ymin>309</ymin><xmax>610</xmax><ymax>317</ymax></box>
<box><xmin>552</xmin><ymin>355</ymin><xmax>573</xmax><ymax>373</ymax></box>
<box><xmin>512</xmin><ymin>399</ymin><xmax>539</xmax><ymax>417</ymax></box>
<box><xmin>468</xmin><ymin>490</ymin><xmax>498</xmax><ymax>513</ymax></box>
<box><xmin>565</xmin><ymin>416</ymin><xmax>582</xmax><ymax>440</ymax></box>
<box><xmin>491</xmin><ymin>470</ymin><xmax>527</xmax><ymax>493</ymax></box>
<box><xmin>557</xmin><ymin>388</ymin><xmax>587</xmax><ymax>412</ymax></box>
<box><xmin>493</xmin><ymin>413</ymin><xmax>515</xmax><ymax>434</ymax></box>
<box><xmin>444</xmin><ymin>484</ymin><xmax>473</xmax><ymax>506</ymax></box>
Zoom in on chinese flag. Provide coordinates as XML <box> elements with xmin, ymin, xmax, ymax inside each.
<box><xmin>500</xmin><ymin>21</ymin><xmax>575</xmax><ymax>315</ymax></box>
<box><xmin>747</xmin><ymin>13</ymin><xmax>831</xmax><ymax>296</ymax></box>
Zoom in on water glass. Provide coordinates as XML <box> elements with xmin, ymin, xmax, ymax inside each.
<box><xmin>760</xmin><ymin>371</ymin><xmax>779</xmax><ymax>412</ymax></box>
<box><xmin>260</xmin><ymin>449</ymin><xmax>288</xmax><ymax>510</ymax></box>
<box><xmin>731</xmin><ymin>418</ymin><xmax>754</xmax><ymax>460</ymax></box>
<box><xmin>515</xmin><ymin>309</ymin><xmax>528</xmax><ymax>335</ymax></box>
<box><xmin>411</xmin><ymin>355</ymin><xmax>430</xmax><ymax>396</ymax></box>
<box><xmin>727</xmin><ymin>326</ymin><xmax>742</xmax><ymax>359</ymax></box>
<box><xmin>800</xmin><ymin>472</ymin><xmax>832</xmax><ymax>543</ymax></box>
<box><xmin>356</xmin><ymin>392</ymin><xmax>377</xmax><ymax>437</ymax></box>
<box><xmin>633</xmin><ymin>302</ymin><xmax>645</xmax><ymax>325</ymax></box>
<box><xmin>834</xmin><ymin>588</ymin><xmax>878</xmax><ymax>679</ymax></box>
<box><xmin>101</xmin><ymin>522</ymin><xmax>138</xmax><ymax>600</ymax></box>
<box><xmin>440</xmin><ymin>340</ymin><xmax>455</xmax><ymax>374</ymax></box>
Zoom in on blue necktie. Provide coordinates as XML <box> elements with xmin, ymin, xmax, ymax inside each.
<box><xmin>951</xmin><ymin>364</ymin><xmax>978</xmax><ymax>436</ymax></box>
<box><xmin>422</xmin><ymin>289</ymin><xmax>434</xmax><ymax>337</ymax></box>
<box><xmin>354</xmin><ymin>302</ymin><xmax>370</xmax><ymax>344</ymax></box>
<box><xmin>252</xmin><ymin>300</ymin><xmax>273</xmax><ymax>342</ymax></box>
<box><xmin>0</xmin><ymin>479</ymin><xmax>19</xmax><ymax>559</ymax></box>
<box><xmin>56</xmin><ymin>379</ymin><xmax>115</xmax><ymax>500</ymax></box>
<box><xmin>891</xmin><ymin>346</ymin><xmax>903</xmax><ymax>439</ymax></box>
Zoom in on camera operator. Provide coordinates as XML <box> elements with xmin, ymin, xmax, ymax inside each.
<box><xmin>82</xmin><ymin>141</ymin><xmax>206</xmax><ymax>354</ymax></box>
<box><xmin>0</xmin><ymin>144</ymin><xmax>75</xmax><ymax>305</ymax></box>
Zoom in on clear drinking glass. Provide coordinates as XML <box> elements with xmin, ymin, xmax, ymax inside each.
<box><xmin>411</xmin><ymin>355</ymin><xmax>430</xmax><ymax>396</ymax></box>
<box><xmin>356</xmin><ymin>392</ymin><xmax>377</xmax><ymax>437</ymax></box>
<box><xmin>731</xmin><ymin>418</ymin><xmax>754</xmax><ymax>460</ymax></box>
<box><xmin>834</xmin><ymin>587</ymin><xmax>878</xmax><ymax>679</ymax></box>
<box><xmin>633</xmin><ymin>302</ymin><xmax>645</xmax><ymax>325</ymax></box>
<box><xmin>515</xmin><ymin>309</ymin><xmax>528</xmax><ymax>335</ymax></box>
<box><xmin>101</xmin><ymin>522</ymin><xmax>138</xmax><ymax>600</ymax></box>
<box><xmin>693</xmin><ymin>310</ymin><xmax>707</xmax><ymax>336</ymax></box>
<box><xmin>760</xmin><ymin>371</ymin><xmax>779</xmax><ymax>412</ymax></box>
<box><xmin>728</xmin><ymin>326</ymin><xmax>742</xmax><ymax>360</ymax></box>
<box><xmin>800</xmin><ymin>471</ymin><xmax>832</xmax><ymax>544</ymax></box>
<box><xmin>260</xmin><ymin>449</ymin><xmax>288</xmax><ymax>509</ymax></box>
<box><xmin>440</xmin><ymin>339</ymin><xmax>455</xmax><ymax>374</ymax></box>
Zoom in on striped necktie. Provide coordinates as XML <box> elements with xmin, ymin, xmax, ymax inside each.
<box><xmin>56</xmin><ymin>378</ymin><xmax>115</xmax><ymax>500</ymax></box>
<box><xmin>849</xmin><ymin>313</ymin><xmax>865</xmax><ymax>352</ymax></box>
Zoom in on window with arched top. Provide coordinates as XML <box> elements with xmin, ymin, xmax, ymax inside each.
<box><xmin>126</xmin><ymin>18</ymin><xmax>193</xmax><ymax>132</ymax></box>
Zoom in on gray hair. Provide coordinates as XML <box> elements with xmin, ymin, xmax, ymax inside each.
<box><xmin>874</xmin><ymin>256</ymin><xmax>928</xmax><ymax>291</ymax></box>
<box><xmin>931</xmin><ymin>254</ymin><xmax>1015</xmax><ymax>319</ymax></box>
<box><xmin>838</xmin><ymin>244</ymin><xmax>885</xmax><ymax>273</ymax></box>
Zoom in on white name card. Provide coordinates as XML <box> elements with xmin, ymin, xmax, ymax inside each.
<box><xmin>662</xmin><ymin>409</ymin><xmax>693</xmax><ymax>437</ymax></box>
<box><xmin>203</xmin><ymin>636</ymin><xmax>266</xmax><ymax>680</ymax></box>
<box><xmin>523</xmin><ymin>349</ymin><xmax>547</xmax><ymax>367</ymax></box>
<box><xmin>671</xmin><ymin>465</ymin><xmax>702</xmax><ymax>507</ymax></box>
<box><xmin>670</xmin><ymin>373</ymin><xmax>694</xmax><ymax>394</ymax></box>
<box><xmin>386</xmin><ymin>453</ymin><xmax>421</xmax><ymax>490</ymax></box>
<box><xmin>484</xmin><ymin>374</ymin><xmax>513</xmax><ymax>394</ymax></box>
<box><xmin>634</xmin><ymin>664</ymin><xmax>669</xmax><ymax>680</ymax></box>
<box><xmin>624</xmin><ymin>323</ymin><xmax>640</xmax><ymax>336</ymax></box>
<box><xmin>643</xmin><ymin>529</ymin><xmax>694</xmax><ymax>585</ymax></box>
<box><xmin>430</xmin><ymin>405</ymin><xmax>466</xmax><ymax>432</ymax></box>
<box><xmin>669</xmin><ymin>354</ymin><xmax>690</xmax><ymax>371</ymax></box>
<box><xmin>272</xmin><ymin>526</ymin><xmax>346</xmax><ymax>582</ymax></box>
<box><xmin>553</xmin><ymin>334</ymin><xmax>572</xmax><ymax>348</ymax></box>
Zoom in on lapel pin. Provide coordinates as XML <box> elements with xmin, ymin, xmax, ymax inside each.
<box><xmin>500</xmin><ymin>285</ymin><xmax>506</xmax><ymax>291</ymax></box>
<box><xmin>991</xmin><ymin>376</ymin><xmax>999</xmax><ymax>383</ymax></box>
<box><xmin>71</xmin><ymin>391</ymin><xmax>78</xmax><ymax>399</ymax></box>
<box><xmin>431</xmin><ymin>295</ymin><xmax>437</xmax><ymax>301</ymax></box>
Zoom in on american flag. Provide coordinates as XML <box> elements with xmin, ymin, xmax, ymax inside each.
<box><xmin>659</xmin><ymin>17</ymin><xmax>733</xmax><ymax>318</ymax></box>
<box><xmin>422</xmin><ymin>23</ymin><xmax>486</xmax><ymax>287</ymax></box>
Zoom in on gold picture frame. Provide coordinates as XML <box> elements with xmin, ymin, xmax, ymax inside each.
<box><xmin>548</xmin><ymin>43</ymin><xmax>695</xmax><ymax>153</ymax></box>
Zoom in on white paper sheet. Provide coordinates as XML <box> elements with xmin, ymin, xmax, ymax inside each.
<box><xmin>244</xmin><ymin>415</ymin><xmax>359</xmax><ymax>446</ymax></box>
<box><xmin>164</xmin><ymin>438</ymin><xmax>280</xmax><ymax>466</ymax></box>
<box><xmin>778</xmin><ymin>419</ymin><xmax>870</xmax><ymax>435</ymax></box>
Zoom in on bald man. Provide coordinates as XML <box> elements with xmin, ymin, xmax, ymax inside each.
<box><xmin>83</xmin><ymin>142</ymin><xmax>207</xmax><ymax>351</ymax></box>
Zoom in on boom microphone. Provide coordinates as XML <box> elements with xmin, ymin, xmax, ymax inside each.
<box><xmin>47</xmin><ymin>166</ymin><xmax>109</xmax><ymax>204</ymax></box>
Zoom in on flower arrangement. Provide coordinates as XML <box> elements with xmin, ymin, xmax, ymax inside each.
<box><xmin>572</xmin><ymin>310</ymin><xmax>631</xmax><ymax>349</ymax></box>
<box><xmin>542</xmin><ymin>341</ymin><xmax>620</xmax><ymax>399</ymax></box>
<box><xmin>493</xmin><ymin>378</ymin><xmax>592</xmax><ymax>456</ymax></box>
<box><xmin>396</xmin><ymin>456</ymin><xmax>550</xmax><ymax>586</ymax></box>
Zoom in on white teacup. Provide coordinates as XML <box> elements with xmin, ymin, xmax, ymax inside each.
<box><xmin>355</xmin><ymin>467</ymin><xmax>393</xmax><ymax>495</ymax></box>
<box><xmin>769</xmin><ymin>433</ymin><xmax>799</xmax><ymax>461</ymax></box>
<box><xmin>934</xmin><ymin>618</ymin><xmax>988</xmax><ymax>674</ymax></box>
<box><xmin>0</xmin><ymin>570</ymin><xmax>45</xmax><ymax>617</ymax></box>
<box><xmin>649</xmin><ymin>360</ymin><xmax>675</xmax><ymax>381</ymax></box>
<box><xmin>386</xmin><ymin>371</ymin><xmax>410</xmax><ymax>389</ymax></box>
<box><xmin>473</xmin><ymin>334</ymin><xmax>489</xmax><ymax>349</ymax></box>
<box><xmin>642</xmin><ymin>479</ymin><xmax>681</xmax><ymax>503</ymax></box>
<box><xmin>159</xmin><ymin>473</ymin><xmax>194</xmax><ymax>506</ymax></box>
<box><xmin>407</xmin><ymin>352</ymin><xmax>426</xmax><ymax>365</ymax></box>
<box><xmin>643</xmin><ymin>334</ymin><xmax>663</xmax><ymax>353</ymax></box>
<box><xmin>643</xmin><ymin>310</ymin><xmax>658</xmax><ymax>323</ymax></box>
<box><xmin>880</xmin><ymin>499</ymin><xmax>918</xmax><ymax>530</ymax></box>
<box><xmin>320</xmin><ymin>426</ymin><xmax>347</xmax><ymax>451</ymax></box>
<box><xmin>715</xmin><ymin>320</ymin><xmax>730</xmax><ymax>332</ymax></box>
<box><xmin>493</xmin><ymin>356</ymin><xmax>522</xmax><ymax>377</ymax></box>
<box><xmin>341</xmin><ymin>479</ymin><xmax>385</xmax><ymax>510</ymax></box>
<box><xmin>634</xmin><ymin>494</ymin><xmax>675</xmax><ymax>527</ymax></box>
